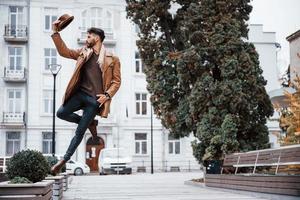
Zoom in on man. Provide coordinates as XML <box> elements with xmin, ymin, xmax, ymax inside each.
<box><xmin>50</xmin><ymin>20</ymin><xmax>121</xmax><ymax>175</ymax></box>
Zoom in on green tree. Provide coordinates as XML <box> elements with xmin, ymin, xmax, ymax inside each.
<box><xmin>126</xmin><ymin>0</ymin><xmax>273</xmax><ymax>164</ymax></box>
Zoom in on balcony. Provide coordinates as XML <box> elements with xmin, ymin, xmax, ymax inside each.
<box><xmin>3</xmin><ymin>67</ymin><xmax>27</xmax><ymax>82</ymax></box>
<box><xmin>2</xmin><ymin>112</ymin><xmax>26</xmax><ymax>127</ymax></box>
<box><xmin>77</xmin><ymin>27</ymin><xmax>116</xmax><ymax>45</ymax></box>
<box><xmin>4</xmin><ymin>24</ymin><xmax>28</xmax><ymax>42</ymax></box>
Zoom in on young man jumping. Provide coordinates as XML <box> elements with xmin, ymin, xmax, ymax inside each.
<box><xmin>50</xmin><ymin>19</ymin><xmax>121</xmax><ymax>175</ymax></box>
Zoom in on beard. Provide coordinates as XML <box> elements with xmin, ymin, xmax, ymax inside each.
<box><xmin>86</xmin><ymin>40</ymin><xmax>95</xmax><ymax>48</ymax></box>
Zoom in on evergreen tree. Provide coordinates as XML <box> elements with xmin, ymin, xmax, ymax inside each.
<box><xmin>126</xmin><ymin>0</ymin><xmax>274</xmax><ymax>164</ymax></box>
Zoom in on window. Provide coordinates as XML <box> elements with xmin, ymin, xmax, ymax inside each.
<box><xmin>91</xmin><ymin>8</ymin><xmax>103</xmax><ymax>28</ymax></box>
<box><xmin>135</xmin><ymin>133</ymin><xmax>147</xmax><ymax>155</ymax></box>
<box><xmin>44</xmin><ymin>48</ymin><xmax>57</xmax><ymax>70</ymax></box>
<box><xmin>43</xmin><ymin>90</ymin><xmax>53</xmax><ymax>114</ymax></box>
<box><xmin>8</xmin><ymin>47</ymin><xmax>22</xmax><ymax>71</ymax></box>
<box><xmin>80</xmin><ymin>8</ymin><xmax>113</xmax><ymax>38</ymax></box>
<box><xmin>7</xmin><ymin>89</ymin><xmax>22</xmax><ymax>113</ymax></box>
<box><xmin>44</xmin><ymin>8</ymin><xmax>57</xmax><ymax>31</ymax></box>
<box><xmin>42</xmin><ymin>132</ymin><xmax>52</xmax><ymax>154</ymax></box>
<box><xmin>135</xmin><ymin>51</ymin><xmax>144</xmax><ymax>73</ymax></box>
<box><xmin>135</xmin><ymin>93</ymin><xmax>147</xmax><ymax>115</ymax></box>
<box><xmin>103</xmin><ymin>10</ymin><xmax>112</xmax><ymax>32</ymax></box>
<box><xmin>81</xmin><ymin>10</ymin><xmax>87</xmax><ymax>29</ymax></box>
<box><xmin>168</xmin><ymin>134</ymin><xmax>180</xmax><ymax>155</ymax></box>
<box><xmin>9</xmin><ymin>6</ymin><xmax>24</xmax><ymax>36</ymax></box>
<box><xmin>6</xmin><ymin>132</ymin><xmax>21</xmax><ymax>156</ymax></box>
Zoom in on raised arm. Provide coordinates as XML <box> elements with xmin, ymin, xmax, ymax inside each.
<box><xmin>51</xmin><ymin>20</ymin><xmax>81</xmax><ymax>60</ymax></box>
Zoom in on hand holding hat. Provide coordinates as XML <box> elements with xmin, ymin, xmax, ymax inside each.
<box><xmin>52</xmin><ymin>20</ymin><xmax>60</xmax><ymax>33</ymax></box>
<box><xmin>52</xmin><ymin>13</ymin><xmax>74</xmax><ymax>33</ymax></box>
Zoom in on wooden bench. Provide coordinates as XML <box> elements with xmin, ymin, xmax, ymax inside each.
<box><xmin>205</xmin><ymin>145</ymin><xmax>300</xmax><ymax>196</ymax></box>
<box><xmin>221</xmin><ymin>144</ymin><xmax>300</xmax><ymax>175</ymax></box>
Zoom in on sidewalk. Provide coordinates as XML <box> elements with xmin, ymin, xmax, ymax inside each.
<box><xmin>63</xmin><ymin>172</ymin><xmax>267</xmax><ymax>200</ymax></box>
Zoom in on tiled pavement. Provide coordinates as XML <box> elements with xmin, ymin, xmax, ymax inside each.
<box><xmin>63</xmin><ymin>172</ymin><xmax>269</xmax><ymax>200</ymax></box>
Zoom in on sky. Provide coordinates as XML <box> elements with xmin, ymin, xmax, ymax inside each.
<box><xmin>250</xmin><ymin>0</ymin><xmax>300</xmax><ymax>76</ymax></box>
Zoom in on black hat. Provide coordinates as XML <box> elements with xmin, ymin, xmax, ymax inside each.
<box><xmin>87</xmin><ymin>27</ymin><xmax>105</xmax><ymax>42</ymax></box>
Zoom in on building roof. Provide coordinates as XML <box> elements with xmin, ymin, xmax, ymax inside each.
<box><xmin>286</xmin><ymin>29</ymin><xmax>300</xmax><ymax>42</ymax></box>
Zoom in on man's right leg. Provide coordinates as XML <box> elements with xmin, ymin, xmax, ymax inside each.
<box><xmin>56</xmin><ymin>91</ymin><xmax>98</xmax><ymax>132</ymax></box>
<box><xmin>50</xmin><ymin>92</ymin><xmax>85</xmax><ymax>175</ymax></box>
<box><xmin>51</xmin><ymin>91</ymin><xmax>99</xmax><ymax>175</ymax></box>
<box><xmin>63</xmin><ymin>94</ymin><xmax>100</xmax><ymax>161</ymax></box>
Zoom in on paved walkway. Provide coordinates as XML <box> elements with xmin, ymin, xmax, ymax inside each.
<box><xmin>63</xmin><ymin>172</ymin><xmax>267</xmax><ymax>200</ymax></box>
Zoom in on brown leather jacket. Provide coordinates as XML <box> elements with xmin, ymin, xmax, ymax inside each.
<box><xmin>51</xmin><ymin>33</ymin><xmax>121</xmax><ymax>118</ymax></box>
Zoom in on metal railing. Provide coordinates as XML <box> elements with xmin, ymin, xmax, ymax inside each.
<box><xmin>4</xmin><ymin>24</ymin><xmax>28</xmax><ymax>38</ymax></box>
<box><xmin>2</xmin><ymin>112</ymin><xmax>26</xmax><ymax>125</ymax></box>
<box><xmin>0</xmin><ymin>157</ymin><xmax>11</xmax><ymax>173</ymax></box>
<box><xmin>78</xmin><ymin>27</ymin><xmax>115</xmax><ymax>42</ymax></box>
<box><xmin>131</xmin><ymin>159</ymin><xmax>203</xmax><ymax>172</ymax></box>
<box><xmin>4</xmin><ymin>67</ymin><xmax>26</xmax><ymax>81</ymax></box>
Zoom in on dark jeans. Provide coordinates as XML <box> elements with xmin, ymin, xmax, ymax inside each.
<box><xmin>56</xmin><ymin>89</ymin><xmax>102</xmax><ymax>161</ymax></box>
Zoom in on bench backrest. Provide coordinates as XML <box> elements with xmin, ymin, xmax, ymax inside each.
<box><xmin>223</xmin><ymin>145</ymin><xmax>300</xmax><ymax>167</ymax></box>
<box><xmin>279</xmin><ymin>146</ymin><xmax>300</xmax><ymax>163</ymax></box>
<box><xmin>238</xmin><ymin>152</ymin><xmax>258</xmax><ymax>166</ymax></box>
<box><xmin>255</xmin><ymin>150</ymin><xmax>281</xmax><ymax>165</ymax></box>
<box><xmin>223</xmin><ymin>154</ymin><xmax>240</xmax><ymax>167</ymax></box>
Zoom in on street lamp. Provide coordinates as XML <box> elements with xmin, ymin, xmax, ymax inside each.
<box><xmin>150</xmin><ymin>104</ymin><xmax>153</xmax><ymax>174</ymax></box>
<box><xmin>48</xmin><ymin>64</ymin><xmax>62</xmax><ymax>157</ymax></box>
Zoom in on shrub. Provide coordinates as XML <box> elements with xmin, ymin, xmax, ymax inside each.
<box><xmin>9</xmin><ymin>176</ymin><xmax>32</xmax><ymax>184</ymax></box>
<box><xmin>6</xmin><ymin>149</ymin><xmax>50</xmax><ymax>183</ymax></box>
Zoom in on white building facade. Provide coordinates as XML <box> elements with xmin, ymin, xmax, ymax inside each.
<box><xmin>248</xmin><ymin>24</ymin><xmax>282</xmax><ymax>148</ymax></box>
<box><xmin>0</xmin><ymin>0</ymin><xmax>280</xmax><ymax>172</ymax></box>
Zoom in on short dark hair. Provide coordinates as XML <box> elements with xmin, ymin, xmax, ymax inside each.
<box><xmin>87</xmin><ymin>27</ymin><xmax>105</xmax><ymax>42</ymax></box>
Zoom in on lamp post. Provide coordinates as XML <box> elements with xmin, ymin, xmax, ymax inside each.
<box><xmin>151</xmin><ymin>104</ymin><xmax>153</xmax><ymax>174</ymax></box>
<box><xmin>49</xmin><ymin>64</ymin><xmax>62</xmax><ymax>157</ymax></box>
